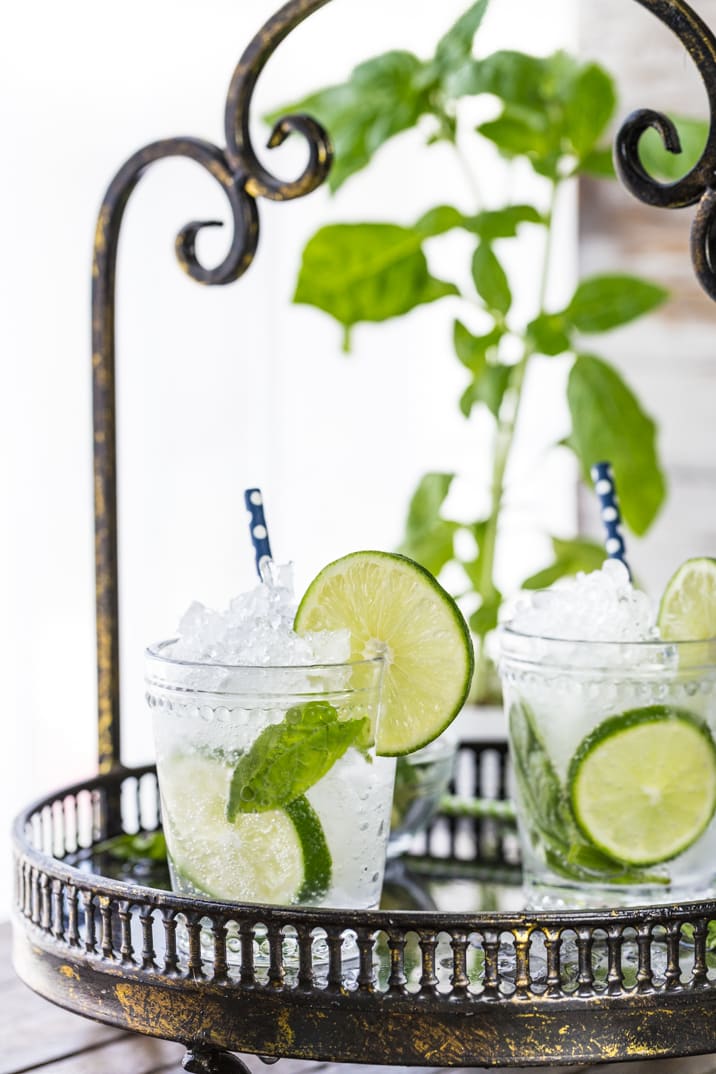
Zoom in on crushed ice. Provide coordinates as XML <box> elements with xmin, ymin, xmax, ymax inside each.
<box><xmin>505</xmin><ymin>559</ymin><xmax>658</xmax><ymax>643</ymax></box>
<box><xmin>168</xmin><ymin>563</ymin><xmax>351</xmax><ymax>666</ymax></box>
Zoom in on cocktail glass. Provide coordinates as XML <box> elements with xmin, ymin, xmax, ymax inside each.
<box><xmin>146</xmin><ymin>643</ymin><xmax>395</xmax><ymax>910</ymax></box>
<box><xmin>499</xmin><ymin>628</ymin><xmax>716</xmax><ymax>908</ymax></box>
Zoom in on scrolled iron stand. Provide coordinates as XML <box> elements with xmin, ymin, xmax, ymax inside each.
<box><xmin>12</xmin><ymin>0</ymin><xmax>716</xmax><ymax>1070</ymax></box>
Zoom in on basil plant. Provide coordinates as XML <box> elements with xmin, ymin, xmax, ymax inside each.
<box><xmin>269</xmin><ymin>0</ymin><xmax>706</xmax><ymax>701</ymax></box>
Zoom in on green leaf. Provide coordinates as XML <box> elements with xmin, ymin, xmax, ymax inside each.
<box><xmin>526</xmin><ymin>312</ymin><xmax>571</xmax><ymax>356</ymax></box>
<box><xmin>639</xmin><ymin>116</ymin><xmax>709</xmax><ymax>182</ymax></box>
<box><xmin>467</xmin><ymin>205</ymin><xmax>544</xmax><ymax>240</ymax></box>
<box><xmin>433</xmin><ymin>0</ymin><xmax>490</xmax><ymax>74</ymax></box>
<box><xmin>415</xmin><ymin>205</ymin><xmax>467</xmax><ymax>237</ymax></box>
<box><xmin>398</xmin><ymin>472</ymin><xmax>457</xmax><ymax>576</ymax></box>
<box><xmin>565</xmin><ymin>274</ymin><xmax>668</xmax><ymax>334</ymax></box>
<box><xmin>562</xmin><ymin>63</ymin><xmax>617</xmax><ymax>157</ymax></box>
<box><xmin>469</xmin><ymin>595</ymin><xmax>502</xmax><ymax>636</ymax></box>
<box><xmin>265</xmin><ymin>51</ymin><xmax>432</xmax><ymax>192</ymax></box>
<box><xmin>471</xmin><ymin>244</ymin><xmax>512</xmax><ymax>315</ymax></box>
<box><xmin>522</xmin><ymin>537</ymin><xmax>607</xmax><ymax>589</ymax></box>
<box><xmin>453</xmin><ymin>51</ymin><xmax>616</xmax><ymax>179</ymax></box>
<box><xmin>460</xmin><ymin>364</ymin><xmax>512</xmax><ymax>418</ymax></box>
<box><xmin>567</xmin><ymin>354</ymin><xmax>666</xmax><ymax>535</ymax></box>
<box><xmin>294</xmin><ymin>224</ymin><xmax>458</xmax><ymax>331</ymax></box>
<box><xmin>578</xmin><ymin>145</ymin><xmax>617</xmax><ymax>179</ymax></box>
<box><xmin>228</xmin><ymin>702</ymin><xmax>369</xmax><ymax>817</ymax></box>
<box><xmin>477</xmin><ymin>115</ymin><xmax>559</xmax><ymax>178</ymax></box>
<box><xmin>453</xmin><ymin>320</ymin><xmax>502</xmax><ymax>373</ymax></box>
<box><xmin>94</xmin><ymin>831</ymin><xmax>167</xmax><ymax>862</ymax></box>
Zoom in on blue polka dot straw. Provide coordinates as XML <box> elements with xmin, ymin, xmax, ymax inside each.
<box><xmin>244</xmin><ymin>488</ymin><xmax>273</xmax><ymax>580</ymax></box>
<box><xmin>590</xmin><ymin>462</ymin><xmax>631</xmax><ymax>578</ymax></box>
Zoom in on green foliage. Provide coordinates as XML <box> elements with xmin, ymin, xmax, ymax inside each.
<box><xmin>522</xmin><ymin>537</ymin><xmax>607</xmax><ymax>589</ymax></box>
<box><xmin>638</xmin><ymin>115</ymin><xmax>709</xmax><ymax>181</ymax></box>
<box><xmin>398</xmin><ymin>473</ymin><xmax>458</xmax><ymax>576</ymax></box>
<box><xmin>567</xmin><ymin>355</ymin><xmax>666</xmax><ymax>536</ymax></box>
<box><xmin>294</xmin><ymin>223</ymin><xmax>457</xmax><ymax>348</ymax></box>
<box><xmin>271</xmin><ymin>1</ymin><xmax>672</xmax><ymax>697</ymax></box>
<box><xmin>228</xmin><ymin>701</ymin><xmax>369</xmax><ymax>817</ymax></box>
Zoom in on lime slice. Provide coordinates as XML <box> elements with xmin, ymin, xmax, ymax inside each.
<box><xmin>569</xmin><ymin>706</ymin><xmax>716</xmax><ymax>866</ymax></box>
<box><xmin>658</xmin><ymin>557</ymin><xmax>716</xmax><ymax>640</ymax></box>
<box><xmin>294</xmin><ymin>551</ymin><xmax>473</xmax><ymax>756</ymax></box>
<box><xmin>159</xmin><ymin>753</ymin><xmax>330</xmax><ymax>903</ymax></box>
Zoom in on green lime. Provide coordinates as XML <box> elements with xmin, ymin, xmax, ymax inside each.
<box><xmin>294</xmin><ymin>551</ymin><xmax>473</xmax><ymax>756</ymax></box>
<box><xmin>658</xmin><ymin>556</ymin><xmax>716</xmax><ymax>640</ymax></box>
<box><xmin>569</xmin><ymin>705</ymin><xmax>716</xmax><ymax>866</ymax></box>
<box><xmin>159</xmin><ymin>754</ymin><xmax>331</xmax><ymax>903</ymax></box>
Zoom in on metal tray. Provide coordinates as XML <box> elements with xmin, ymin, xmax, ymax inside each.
<box><xmin>12</xmin><ymin>738</ymin><xmax>716</xmax><ymax>1069</ymax></box>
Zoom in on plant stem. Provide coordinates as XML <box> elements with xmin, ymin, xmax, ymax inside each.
<box><xmin>472</xmin><ymin>179</ymin><xmax>560</xmax><ymax>702</ymax></box>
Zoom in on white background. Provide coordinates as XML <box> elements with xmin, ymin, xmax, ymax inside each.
<box><xmin>1</xmin><ymin>0</ymin><xmax>576</xmax><ymax>918</ymax></box>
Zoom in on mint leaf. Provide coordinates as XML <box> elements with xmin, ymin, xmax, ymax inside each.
<box><xmin>227</xmin><ymin>701</ymin><xmax>369</xmax><ymax>818</ymax></box>
<box><xmin>94</xmin><ymin>831</ymin><xmax>167</xmax><ymax>862</ymax></box>
<box><xmin>294</xmin><ymin>224</ymin><xmax>458</xmax><ymax>335</ymax></box>
<box><xmin>567</xmin><ymin>354</ymin><xmax>666</xmax><ymax>535</ymax></box>
<box><xmin>398</xmin><ymin>472</ymin><xmax>457</xmax><ymax>577</ymax></box>
<box><xmin>565</xmin><ymin>274</ymin><xmax>668</xmax><ymax>333</ymax></box>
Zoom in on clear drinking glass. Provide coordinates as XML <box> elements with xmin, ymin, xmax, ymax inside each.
<box><xmin>499</xmin><ymin>628</ymin><xmax>716</xmax><ymax>908</ymax></box>
<box><xmin>146</xmin><ymin>643</ymin><xmax>395</xmax><ymax>909</ymax></box>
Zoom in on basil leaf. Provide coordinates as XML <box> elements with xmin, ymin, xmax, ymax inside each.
<box><xmin>415</xmin><ymin>205</ymin><xmax>467</xmax><ymax>238</ymax></box>
<box><xmin>460</xmin><ymin>364</ymin><xmax>511</xmax><ymax>419</ymax></box>
<box><xmin>398</xmin><ymin>472</ymin><xmax>457</xmax><ymax>577</ymax></box>
<box><xmin>565</xmin><ymin>274</ymin><xmax>667</xmax><ymax>333</ymax></box>
<box><xmin>522</xmin><ymin>537</ymin><xmax>607</xmax><ymax>590</ymax></box>
<box><xmin>453</xmin><ymin>320</ymin><xmax>503</xmax><ymax>373</ymax></box>
<box><xmin>433</xmin><ymin>0</ymin><xmax>490</xmax><ymax>75</ymax></box>
<box><xmin>294</xmin><ymin>224</ymin><xmax>458</xmax><ymax>339</ymax></box>
<box><xmin>562</xmin><ymin>63</ymin><xmax>616</xmax><ymax>158</ymax></box>
<box><xmin>567</xmin><ymin>354</ymin><xmax>666</xmax><ymax>535</ymax></box>
<box><xmin>471</xmin><ymin>244</ymin><xmax>512</xmax><ymax>315</ymax></box>
<box><xmin>577</xmin><ymin>145</ymin><xmax>616</xmax><ymax>179</ymax></box>
<box><xmin>265</xmin><ymin>51</ymin><xmax>432</xmax><ymax>192</ymax></box>
<box><xmin>227</xmin><ymin>701</ymin><xmax>369</xmax><ymax>818</ymax></box>
<box><xmin>467</xmin><ymin>205</ymin><xmax>544</xmax><ymax>240</ymax></box>
<box><xmin>526</xmin><ymin>312</ymin><xmax>571</xmax><ymax>356</ymax></box>
<box><xmin>638</xmin><ymin>115</ymin><xmax>709</xmax><ymax>182</ymax></box>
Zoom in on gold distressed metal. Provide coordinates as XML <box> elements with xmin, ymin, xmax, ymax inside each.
<box><xmin>12</xmin><ymin>761</ymin><xmax>716</xmax><ymax>1067</ymax></box>
<box><xmin>13</xmin><ymin>0</ymin><xmax>716</xmax><ymax>1070</ymax></box>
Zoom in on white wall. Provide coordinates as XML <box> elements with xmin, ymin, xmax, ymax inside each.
<box><xmin>1</xmin><ymin>0</ymin><xmax>576</xmax><ymax>918</ymax></box>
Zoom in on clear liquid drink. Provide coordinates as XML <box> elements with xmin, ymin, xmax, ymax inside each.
<box><xmin>147</xmin><ymin>646</ymin><xmax>395</xmax><ymax>909</ymax></box>
<box><xmin>499</xmin><ymin>564</ymin><xmax>716</xmax><ymax>909</ymax></box>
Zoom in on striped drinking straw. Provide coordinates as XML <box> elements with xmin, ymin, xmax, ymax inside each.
<box><xmin>591</xmin><ymin>461</ymin><xmax>631</xmax><ymax>578</ymax></box>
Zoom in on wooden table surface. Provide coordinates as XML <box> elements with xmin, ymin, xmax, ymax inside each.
<box><xmin>4</xmin><ymin>921</ymin><xmax>716</xmax><ymax>1074</ymax></box>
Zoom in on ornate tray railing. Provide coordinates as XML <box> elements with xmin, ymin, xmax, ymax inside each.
<box><xmin>12</xmin><ymin>0</ymin><xmax>716</xmax><ymax>1069</ymax></box>
<box><xmin>13</xmin><ymin>744</ymin><xmax>716</xmax><ymax>1069</ymax></box>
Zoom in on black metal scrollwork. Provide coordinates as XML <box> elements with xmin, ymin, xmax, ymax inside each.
<box><xmin>616</xmin><ymin>0</ymin><xmax>716</xmax><ymax>299</ymax></box>
<box><xmin>183</xmin><ymin>1045</ymin><xmax>256</xmax><ymax>1074</ymax></box>
<box><xmin>94</xmin><ymin>0</ymin><xmax>716</xmax><ymax>781</ymax></box>
<box><xmin>92</xmin><ymin>0</ymin><xmax>333</xmax><ymax>778</ymax></box>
